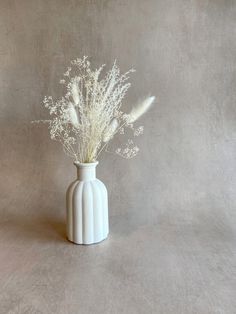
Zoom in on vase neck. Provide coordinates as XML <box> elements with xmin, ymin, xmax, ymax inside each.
<box><xmin>74</xmin><ymin>162</ymin><xmax>98</xmax><ymax>181</ymax></box>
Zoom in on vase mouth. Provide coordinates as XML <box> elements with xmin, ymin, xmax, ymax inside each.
<box><xmin>74</xmin><ymin>161</ymin><xmax>99</xmax><ymax>168</ymax></box>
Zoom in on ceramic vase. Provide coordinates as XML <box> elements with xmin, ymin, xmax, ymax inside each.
<box><xmin>66</xmin><ymin>161</ymin><xmax>109</xmax><ymax>245</ymax></box>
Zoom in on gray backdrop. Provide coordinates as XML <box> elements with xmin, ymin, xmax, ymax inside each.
<box><xmin>0</xmin><ymin>1</ymin><xmax>236</xmax><ymax>313</ymax></box>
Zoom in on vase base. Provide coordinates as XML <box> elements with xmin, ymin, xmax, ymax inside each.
<box><xmin>67</xmin><ymin>234</ymin><xmax>109</xmax><ymax>245</ymax></box>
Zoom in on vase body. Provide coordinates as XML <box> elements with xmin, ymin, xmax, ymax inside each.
<box><xmin>66</xmin><ymin>161</ymin><xmax>109</xmax><ymax>245</ymax></box>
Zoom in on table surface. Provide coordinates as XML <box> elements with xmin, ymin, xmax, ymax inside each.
<box><xmin>0</xmin><ymin>187</ymin><xmax>235</xmax><ymax>314</ymax></box>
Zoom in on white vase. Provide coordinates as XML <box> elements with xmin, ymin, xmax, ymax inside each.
<box><xmin>66</xmin><ymin>161</ymin><xmax>109</xmax><ymax>245</ymax></box>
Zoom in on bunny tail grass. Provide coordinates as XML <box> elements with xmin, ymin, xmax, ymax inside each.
<box><xmin>71</xmin><ymin>79</ymin><xmax>80</xmax><ymax>106</ymax></box>
<box><xmin>127</xmin><ymin>96</ymin><xmax>155</xmax><ymax>123</ymax></box>
<box><xmin>68</xmin><ymin>102</ymin><xmax>79</xmax><ymax>128</ymax></box>
<box><xmin>103</xmin><ymin>118</ymin><xmax>119</xmax><ymax>143</ymax></box>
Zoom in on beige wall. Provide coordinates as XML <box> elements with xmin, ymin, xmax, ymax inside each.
<box><xmin>1</xmin><ymin>0</ymin><xmax>236</xmax><ymax>228</ymax></box>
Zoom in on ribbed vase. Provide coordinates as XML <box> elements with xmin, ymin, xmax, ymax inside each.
<box><xmin>66</xmin><ymin>161</ymin><xmax>109</xmax><ymax>245</ymax></box>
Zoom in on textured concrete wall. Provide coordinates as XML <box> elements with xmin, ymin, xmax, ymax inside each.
<box><xmin>1</xmin><ymin>0</ymin><xmax>236</xmax><ymax>226</ymax></box>
<box><xmin>1</xmin><ymin>1</ymin><xmax>236</xmax><ymax>313</ymax></box>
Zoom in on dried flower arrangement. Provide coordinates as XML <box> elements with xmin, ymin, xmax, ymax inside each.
<box><xmin>33</xmin><ymin>56</ymin><xmax>155</xmax><ymax>163</ymax></box>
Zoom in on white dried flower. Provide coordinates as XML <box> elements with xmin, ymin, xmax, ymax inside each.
<box><xmin>71</xmin><ymin>78</ymin><xmax>80</xmax><ymax>106</ymax></box>
<box><xmin>134</xmin><ymin>126</ymin><xmax>144</xmax><ymax>136</ymax></box>
<box><xmin>67</xmin><ymin>102</ymin><xmax>79</xmax><ymax>128</ymax></box>
<box><xmin>103</xmin><ymin>119</ymin><xmax>119</xmax><ymax>143</ymax></box>
<box><xmin>32</xmin><ymin>57</ymin><xmax>154</xmax><ymax>162</ymax></box>
<box><xmin>64</xmin><ymin>67</ymin><xmax>71</xmax><ymax>77</ymax></box>
<box><xmin>115</xmin><ymin>139</ymin><xmax>140</xmax><ymax>159</ymax></box>
<box><xmin>126</xmin><ymin>96</ymin><xmax>155</xmax><ymax>123</ymax></box>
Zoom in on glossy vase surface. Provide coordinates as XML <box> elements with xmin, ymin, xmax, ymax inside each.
<box><xmin>66</xmin><ymin>161</ymin><xmax>109</xmax><ymax>245</ymax></box>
